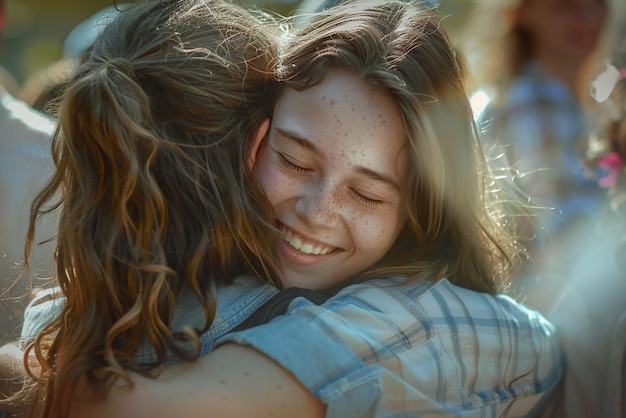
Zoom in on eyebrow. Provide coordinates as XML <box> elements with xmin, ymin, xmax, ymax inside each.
<box><xmin>354</xmin><ymin>167</ymin><xmax>402</xmax><ymax>194</ymax></box>
<box><xmin>275</xmin><ymin>127</ymin><xmax>327</xmax><ymax>158</ymax></box>
<box><xmin>274</xmin><ymin>127</ymin><xmax>402</xmax><ymax>194</ymax></box>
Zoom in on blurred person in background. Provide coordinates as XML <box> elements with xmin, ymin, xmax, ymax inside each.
<box><xmin>462</xmin><ymin>3</ymin><xmax>626</xmax><ymax>415</ymax></box>
<box><xmin>531</xmin><ymin>47</ymin><xmax>626</xmax><ymax>417</ymax></box>
<box><xmin>461</xmin><ymin>0</ymin><xmax>611</xmax><ymax>274</ymax></box>
<box><xmin>0</xmin><ymin>0</ymin><xmax>56</xmax><ymax>346</ymax></box>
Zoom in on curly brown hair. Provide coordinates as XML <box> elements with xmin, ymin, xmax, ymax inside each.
<box><xmin>19</xmin><ymin>0</ymin><xmax>280</xmax><ymax>416</ymax></box>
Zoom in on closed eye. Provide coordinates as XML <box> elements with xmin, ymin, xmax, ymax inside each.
<box><xmin>277</xmin><ymin>152</ymin><xmax>312</xmax><ymax>174</ymax></box>
<box><xmin>350</xmin><ymin>189</ymin><xmax>385</xmax><ymax>207</ymax></box>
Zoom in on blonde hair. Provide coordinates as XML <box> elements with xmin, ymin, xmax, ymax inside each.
<box><xmin>21</xmin><ymin>0</ymin><xmax>279</xmax><ymax>416</ymax></box>
<box><xmin>280</xmin><ymin>0</ymin><xmax>526</xmax><ymax>293</ymax></box>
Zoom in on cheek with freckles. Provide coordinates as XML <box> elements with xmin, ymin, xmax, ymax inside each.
<box><xmin>348</xmin><ymin>206</ymin><xmax>404</xmax><ymax>255</ymax></box>
<box><xmin>254</xmin><ymin>148</ymin><xmax>292</xmax><ymax>205</ymax></box>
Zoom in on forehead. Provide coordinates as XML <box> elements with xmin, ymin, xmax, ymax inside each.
<box><xmin>276</xmin><ymin>70</ymin><xmax>404</xmax><ymax>134</ymax></box>
<box><xmin>273</xmin><ymin>71</ymin><xmax>408</xmax><ymax>175</ymax></box>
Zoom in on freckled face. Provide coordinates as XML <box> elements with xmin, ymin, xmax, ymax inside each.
<box><xmin>252</xmin><ymin>70</ymin><xmax>408</xmax><ymax>290</ymax></box>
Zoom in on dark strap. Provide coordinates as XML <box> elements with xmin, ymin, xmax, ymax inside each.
<box><xmin>231</xmin><ymin>287</ymin><xmax>331</xmax><ymax>332</ymax></box>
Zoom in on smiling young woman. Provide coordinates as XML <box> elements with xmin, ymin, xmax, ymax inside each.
<box><xmin>249</xmin><ymin>70</ymin><xmax>408</xmax><ymax>290</ymax></box>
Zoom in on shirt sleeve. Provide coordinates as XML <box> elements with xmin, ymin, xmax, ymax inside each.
<box><xmin>20</xmin><ymin>287</ymin><xmax>64</xmax><ymax>350</ymax></box>
<box><xmin>218</xmin><ymin>310</ymin><xmax>384</xmax><ymax>418</ymax></box>
<box><xmin>217</xmin><ymin>278</ymin><xmax>563</xmax><ymax>418</ymax></box>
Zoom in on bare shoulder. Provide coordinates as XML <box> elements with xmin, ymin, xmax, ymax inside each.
<box><xmin>69</xmin><ymin>344</ymin><xmax>325</xmax><ymax>418</ymax></box>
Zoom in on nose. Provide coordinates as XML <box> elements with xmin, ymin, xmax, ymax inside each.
<box><xmin>294</xmin><ymin>181</ymin><xmax>341</xmax><ymax>227</ymax></box>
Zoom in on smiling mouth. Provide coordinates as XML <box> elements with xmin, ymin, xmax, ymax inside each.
<box><xmin>280</xmin><ymin>225</ymin><xmax>336</xmax><ymax>255</ymax></box>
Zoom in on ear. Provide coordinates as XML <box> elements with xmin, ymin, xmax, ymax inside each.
<box><xmin>247</xmin><ymin>118</ymin><xmax>270</xmax><ymax>169</ymax></box>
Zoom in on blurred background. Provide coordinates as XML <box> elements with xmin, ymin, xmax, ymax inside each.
<box><xmin>0</xmin><ymin>0</ymin><xmax>471</xmax><ymax>89</ymax></box>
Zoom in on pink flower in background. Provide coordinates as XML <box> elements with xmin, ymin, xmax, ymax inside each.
<box><xmin>597</xmin><ymin>152</ymin><xmax>625</xmax><ymax>188</ymax></box>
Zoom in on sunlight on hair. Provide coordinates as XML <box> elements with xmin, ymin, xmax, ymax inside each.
<box><xmin>470</xmin><ymin>88</ymin><xmax>492</xmax><ymax>122</ymax></box>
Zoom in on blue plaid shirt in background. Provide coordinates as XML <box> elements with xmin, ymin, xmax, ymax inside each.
<box><xmin>22</xmin><ymin>276</ymin><xmax>562</xmax><ymax>417</ymax></box>
<box><xmin>477</xmin><ymin>61</ymin><xmax>605</xmax><ymax>237</ymax></box>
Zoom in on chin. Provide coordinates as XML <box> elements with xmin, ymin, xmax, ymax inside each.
<box><xmin>280</xmin><ymin>274</ymin><xmax>336</xmax><ymax>291</ymax></box>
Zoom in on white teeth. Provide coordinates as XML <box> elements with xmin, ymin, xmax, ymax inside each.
<box><xmin>281</xmin><ymin>225</ymin><xmax>334</xmax><ymax>255</ymax></box>
<box><xmin>290</xmin><ymin>237</ymin><xmax>303</xmax><ymax>250</ymax></box>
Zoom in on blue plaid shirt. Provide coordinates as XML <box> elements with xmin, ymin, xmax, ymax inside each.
<box><xmin>220</xmin><ymin>277</ymin><xmax>562</xmax><ymax>417</ymax></box>
<box><xmin>22</xmin><ymin>276</ymin><xmax>561</xmax><ymax>417</ymax></box>
<box><xmin>478</xmin><ymin>62</ymin><xmax>605</xmax><ymax>234</ymax></box>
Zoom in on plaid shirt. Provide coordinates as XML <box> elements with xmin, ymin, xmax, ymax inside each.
<box><xmin>478</xmin><ymin>62</ymin><xmax>605</xmax><ymax>234</ymax></box>
<box><xmin>22</xmin><ymin>276</ymin><xmax>561</xmax><ymax>417</ymax></box>
<box><xmin>221</xmin><ymin>277</ymin><xmax>562</xmax><ymax>417</ymax></box>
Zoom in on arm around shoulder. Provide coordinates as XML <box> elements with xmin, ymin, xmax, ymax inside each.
<box><xmin>69</xmin><ymin>343</ymin><xmax>326</xmax><ymax>418</ymax></box>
